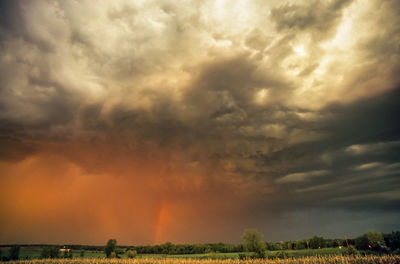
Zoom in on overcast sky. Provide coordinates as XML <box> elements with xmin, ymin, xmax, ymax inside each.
<box><xmin>0</xmin><ymin>0</ymin><xmax>399</xmax><ymax>245</ymax></box>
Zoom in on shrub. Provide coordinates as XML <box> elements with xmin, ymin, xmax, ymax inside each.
<box><xmin>126</xmin><ymin>249</ymin><xmax>137</xmax><ymax>259</ymax></box>
<box><xmin>274</xmin><ymin>251</ymin><xmax>289</xmax><ymax>259</ymax></box>
<box><xmin>40</xmin><ymin>246</ymin><xmax>60</xmax><ymax>259</ymax></box>
<box><xmin>254</xmin><ymin>249</ymin><xmax>266</xmax><ymax>259</ymax></box>
<box><xmin>343</xmin><ymin>245</ymin><xmax>360</xmax><ymax>256</ymax></box>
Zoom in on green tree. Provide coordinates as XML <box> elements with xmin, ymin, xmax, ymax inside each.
<box><xmin>241</xmin><ymin>229</ymin><xmax>266</xmax><ymax>257</ymax></box>
<box><xmin>105</xmin><ymin>239</ymin><xmax>117</xmax><ymax>258</ymax></box>
<box><xmin>80</xmin><ymin>250</ymin><xmax>85</xmax><ymax>258</ymax></box>
<box><xmin>356</xmin><ymin>230</ymin><xmax>385</xmax><ymax>250</ymax></box>
<box><xmin>40</xmin><ymin>246</ymin><xmax>60</xmax><ymax>259</ymax></box>
<box><xmin>366</xmin><ymin>230</ymin><xmax>386</xmax><ymax>250</ymax></box>
<box><xmin>161</xmin><ymin>242</ymin><xmax>174</xmax><ymax>254</ymax></box>
<box><xmin>309</xmin><ymin>236</ymin><xmax>325</xmax><ymax>249</ymax></box>
<box><xmin>126</xmin><ymin>249</ymin><xmax>137</xmax><ymax>258</ymax></box>
<box><xmin>295</xmin><ymin>240</ymin><xmax>306</xmax><ymax>250</ymax></box>
<box><xmin>355</xmin><ymin>234</ymin><xmax>369</xmax><ymax>250</ymax></box>
<box><xmin>384</xmin><ymin>231</ymin><xmax>400</xmax><ymax>251</ymax></box>
<box><xmin>344</xmin><ymin>245</ymin><xmax>360</xmax><ymax>256</ymax></box>
<box><xmin>9</xmin><ymin>245</ymin><xmax>20</xmax><ymax>260</ymax></box>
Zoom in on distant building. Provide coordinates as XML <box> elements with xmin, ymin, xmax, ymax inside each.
<box><xmin>59</xmin><ymin>248</ymin><xmax>71</xmax><ymax>253</ymax></box>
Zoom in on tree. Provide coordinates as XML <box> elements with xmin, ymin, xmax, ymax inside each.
<box><xmin>309</xmin><ymin>236</ymin><xmax>325</xmax><ymax>249</ymax></box>
<box><xmin>126</xmin><ymin>249</ymin><xmax>137</xmax><ymax>258</ymax></box>
<box><xmin>105</xmin><ymin>239</ymin><xmax>117</xmax><ymax>258</ymax></box>
<box><xmin>80</xmin><ymin>250</ymin><xmax>85</xmax><ymax>258</ymax></box>
<box><xmin>384</xmin><ymin>231</ymin><xmax>400</xmax><ymax>251</ymax></box>
<box><xmin>295</xmin><ymin>240</ymin><xmax>306</xmax><ymax>250</ymax></box>
<box><xmin>40</xmin><ymin>246</ymin><xmax>60</xmax><ymax>259</ymax></box>
<box><xmin>161</xmin><ymin>242</ymin><xmax>174</xmax><ymax>254</ymax></box>
<box><xmin>366</xmin><ymin>230</ymin><xmax>385</xmax><ymax>250</ymax></box>
<box><xmin>356</xmin><ymin>230</ymin><xmax>385</xmax><ymax>251</ymax></box>
<box><xmin>9</xmin><ymin>245</ymin><xmax>20</xmax><ymax>260</ymax></box>
<box><xmin>355</xmin><ymin>234</ymin><xmax>369</xmax><ymax>250</ymax></box>
<box><xmin>241</xmin><ymin>229</ymin><xmax>266</xmax><ymax>257</ymax></box>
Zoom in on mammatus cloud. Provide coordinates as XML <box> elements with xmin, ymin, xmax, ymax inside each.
<box><xmin>0</xmin><ymin>0</ymin><xmax>400</xmax><ymax>244</ymax></box>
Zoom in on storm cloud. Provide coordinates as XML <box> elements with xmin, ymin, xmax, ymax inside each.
<box><xmin>0</xmin><ymin>0</ymin><xmax>399</xmax><ymax>244</ymax></box>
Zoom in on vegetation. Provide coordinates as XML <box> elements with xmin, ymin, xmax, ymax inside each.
<box><xmin>241</xmin><ymin>229</ymin><xmax>266</xmax><ymax>258</ymax></box>
<box><xmin>385</xmin><ymin>231</ymin><xmax>400</xmax><ymax>253</ymax></box>
<box><xmin>9</xmin><ymin>246</ymin><xmax>20</xmax><ymax>260</ymax></box>
<box><xmin>355</xmin><ymin>230</ymin><xmax>386</xmax><ymax>251</ymax></box>
<box><xmin>105</xmin><ymin>239</ymin><xmax>117</xmax><ymax>258</ymax></box>
<box><xmin>309</xmin><ymin>236</ymin><xmax>325</xmax><ymax>249</ymax></box>
<box><xmin>4</xmin><ymin>255</ymin><xmax>400</xmax><ymax>264</ymax></box>
<box><xmin>1</xmin><ymin>229</ymin><xmax>400</xmax><ymax>261</ymax></box>
<box><xmin>126</xmin><ymin>250</ymin><xmax>137</xmax><ymax>259</ymax></box>
<box><xmin>40</xmin><ymin>247</ymin><xmax>60</xmax><ymax>259</ymax></box>
<box><xmin>343</xmin><ymin>245</ymin><xmax>360</xmax><ymax>256</ymax></box>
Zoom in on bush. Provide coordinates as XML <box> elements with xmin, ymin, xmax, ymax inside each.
<box><xmin>62</xmin><ymin>250</ymin><xmax>73</xmax><ymax>259</ymax></box>
<box><xmin>343</xmin><ymin>245</ymin><xmax>360</xmax><ymax>256</ymax></box>
<box><xmin>274</xmin><ymin>251</ymin><xmax>290</xmax><ymax>259</ymax></box>
<box><xmin>206</xmin><ymin>251</ymin><xmax>218</xmax><ymax>259</ymax></box>
<box><xmin>254</xmin><ymin>249</ymin><xmax>266</xmax><ymax>259</ymax></box>
<box><xmin>40</xmin><ymin>246</ymin><xmax>60</xmax><ymax>259</ymax></box>
<box><xmin>238</xmin><ymin>252</ymin><xmax>266</xmax><ymax>260</ymax></box>
<box><xmin>238</xmin><ymin>253</ymin><xmax>249</xmax><ymax>260</ymax></box>
<box><xmin>126</xmin><ymin>249</ymin><xmax>137</xmax><ymax>258</ymax></box>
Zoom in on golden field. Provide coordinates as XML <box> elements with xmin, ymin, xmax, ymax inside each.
<box><xmin>5</xmin><ymin>256</ymin><xmax>400</xmax><ymax>264</ymax></box>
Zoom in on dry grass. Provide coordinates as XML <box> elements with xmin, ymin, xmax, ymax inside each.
<box><xmin>5</xmin><ymin>255</ymin><xmax>400</xmax><ymax>264</ymax></box>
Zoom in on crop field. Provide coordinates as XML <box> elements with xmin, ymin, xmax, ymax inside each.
<box><xmin>10</xmin><ymin>248</ymin><xmax>346</xmax><ymax>260</ymax></box>
<box><xmin>4</xmin><ymin>256</ymin><xmax>400</xmax><ymax>264</ymax></box>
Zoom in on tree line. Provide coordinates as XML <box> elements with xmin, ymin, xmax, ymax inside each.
<box><xmin>1</xmin><ymin>230</ymin><xmax>399</xmax><ymax>260</ymax></box>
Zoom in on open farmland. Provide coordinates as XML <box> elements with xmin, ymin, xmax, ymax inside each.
<box><xmin>9</xmin><ymin>247</ymin><xmax>347</xmax><ymax>260</ymax></box>
<box><xmin>5</xmin><ymin>256</ymin><xmax>400</xmax><ymax>264</ymax></box>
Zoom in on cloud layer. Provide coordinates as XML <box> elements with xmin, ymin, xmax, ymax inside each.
<box><xmin>0</xmin><ymin>0</ymin><xmax>400</xmax><ymax>244</ymax></box>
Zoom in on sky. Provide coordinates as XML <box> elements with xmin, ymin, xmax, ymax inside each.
<box><xmin>0</xmin><ymin>0</ymin><xmax>399</xmax><ymax>245</ymax></box>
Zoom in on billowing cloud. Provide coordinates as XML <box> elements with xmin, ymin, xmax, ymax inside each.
<box><xmin>0</xmin><ymin>0</ymin><xmax>399</xmax><ymax>244</ymax></box>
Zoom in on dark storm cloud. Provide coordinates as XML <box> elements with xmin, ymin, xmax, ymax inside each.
<box><xmin>0</xmin><ymin>0</ymin><xmax>24</xmax><ymax>35</ymax></box>
<box><xmin>0</xmin><ymin>0</ymin><xmax>400</xmax><ymax>242</ymax></box>
<box><xmin>267</xmin><ymin>87</ymin><xmax>400</xmax><ymax>213</ymax></box>
<box><xmin>0</xmin><ymin>120</ymin><xmax>35</xmax><ymax>161</ymax></box>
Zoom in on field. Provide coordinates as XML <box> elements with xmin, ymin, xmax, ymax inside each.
<box><xmin>10</xmin><ymin>247</ymin><xmax>345</xmax><ymax>260</ymax></box>
<box><xmin>4</xmin><ymin>256</ymin><xmax>400</xmax><ymax>264</ymax></box>
<box><xmin>13</xmin><ymin>249</ymin><xmax>341</xmax><ymax>260</ymax></box>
